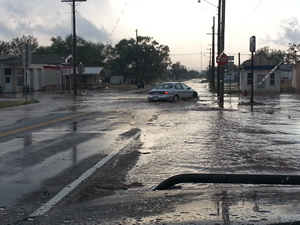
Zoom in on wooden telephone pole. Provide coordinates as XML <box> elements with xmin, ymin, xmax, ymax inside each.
<box><xmin>62</xmin><ymin>0</ymin><xmax>87</xmax><ymax>95</ymax></box>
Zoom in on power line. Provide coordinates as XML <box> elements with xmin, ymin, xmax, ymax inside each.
<box><xmin>226</xmin><ymin>0</ymin><xmax>264</xmax><ymax>49</ymax></box>
<box><xmin>108</xmin><ymin>2</ymin><xmax>128</xmax><ymax>44</ymax></box>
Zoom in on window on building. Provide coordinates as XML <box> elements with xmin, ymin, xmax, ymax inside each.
<box><xmin>247</xmin><ymin>73</ymin><xmax>252</xmax><ymax>85</ymax></box>
<box><xmin>270</xmin><ymin>73</ymin><xmax>275</xmax><ymax>86</ymax></box>
<box><xmin>5</xmin><ymin>77</ymin><xmax>10</xmax><ymax>83</ymax></box>
<box><xmin>257</xmin><ymin>75</ymin><xmax>265</xmax><ymax>88</ymax></box>
<box><xmin>5</xmin><ymin>68</ymin><xmax>11</xmax><ymax>75</ymax></box>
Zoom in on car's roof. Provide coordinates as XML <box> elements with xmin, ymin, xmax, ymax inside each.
<box><xmin>161</xmin><ymin>82</ymin><xmax>181</xmax><ymax>84</ymax></box>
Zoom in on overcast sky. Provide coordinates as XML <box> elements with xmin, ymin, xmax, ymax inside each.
<box><xmin>0</xmin><ymin>0</ymin><xmax>300</xmax><ymax>71</ymax></box>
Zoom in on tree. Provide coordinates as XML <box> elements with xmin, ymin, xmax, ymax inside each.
<box><xmin>286</xmin><ymin>43</ymin><xmax>300</xmax><ymax>64</ymax></box>
<box><xmin>187</xmin><ymin>70</ymin><xmax>201</xmax><ymax>78</ymax></box>
<box><xmin>35</xmin><ymin>35</ymin><xmax>73</xmax><ymax>55</ymax></box>
<box><xmin>108</xmin><ymin>36</ymin><xmax>171</xmax><ymax>83</ymax></box>
<box><xmin>0</xmin><ymin>40</ymin><xmax>10</xmax><ymax>55</ymax></box>
<box><xmin>254</xmin><ymin>46</ymin><xmax>286</xmax><ymax>64</ymax></box>
<box><xmin>10</xmin><ymin>35</ymin><xmax>39</xmax><ymax>55</ymax></box>
<box><xmin>77</xmin><ymin>40</ymin><xmax>106</xmax><ymax>67</ymax></box>
<box><xmin>136</xmin><ymin>36</ymin><xmax>171</xmax><ymax>82</ymax></box>
<box><xmin>107</xmin><ymin>38</ymin><xmax>136</xmax><ymax>80</ymax></box>
<box><xmin>35</xmin><ymin>35</ymin><xmax>107</xmax><ymax>66</ymax></box>
<box><xmin>170</xmin><ymin>62</ymin><xmax>188</xmax><ymax>80</ymax></box>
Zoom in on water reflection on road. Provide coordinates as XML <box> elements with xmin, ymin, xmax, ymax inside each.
<box><xmin>128</xmin><ymin>80</ymin><xmax>300</xmax><ymax>190</ymax></box>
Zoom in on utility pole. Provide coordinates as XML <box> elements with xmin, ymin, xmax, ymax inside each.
<box><xmin>217</xmin><ymin>1</ymin><xmax>221</xmax><ymax>98</ymax></box>
<box><xmin>72</xmin><ymin>0</ymin><xmax>77</xmax><ymax>95</ymax></box>
<box><xmin>22</xmin><ymin>42</ymin><xmax>31</xmax><ymax>101</ymax></box>
<box><xmin>136</xmin><ymin>29</ymin><xmax>140</xmax><ymax>86</ymax></box>
<box><xmin>207</xmin><ymin>48</ymin><xmax>212</xmax><ymax>85</ymax></box>
<box><xmin>238</xmin><ymin>52</ymin><xmax>241</xmax><ymax>95</ymax></box>
<box><xmin>62</xmin><ymin>0</ymin><xmax>87</xmax><ymax>95</ymax></box>
<box><xmin>218</xmin><ymin>0</ymin><xmax>226</xmax><ymax>108</ymax></box>
<box><xmin>212</xmin><ymin>16</ymin><xmax>215</xmax><ymax>91</ymax></box>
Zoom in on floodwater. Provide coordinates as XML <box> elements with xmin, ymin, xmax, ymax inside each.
<box><xmin>124</xmin><ymin>80</ymin><xmax>300</xmax><ymax>190</ymax></box>
<box><xmin>1</xmin><ymin>79</ymin><xmax>300</xmax><ymax>214</ymax></box>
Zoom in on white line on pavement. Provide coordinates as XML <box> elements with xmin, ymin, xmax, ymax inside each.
<box><xmin>30</xmin><ymin>130</ymin><xmax>141</xmax><ymax>218</ymax></box>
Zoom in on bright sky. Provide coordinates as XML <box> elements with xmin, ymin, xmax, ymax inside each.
<box><xmin>0</xmin><ymin>0</ymin><xmax>300</xmax><ymax>71</ymax></box>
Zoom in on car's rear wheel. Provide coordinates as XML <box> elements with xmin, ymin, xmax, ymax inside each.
<box><xmin>172</xmin><ymin>95</ymin><xmax>179</xmax><ymax>102</ymax></box>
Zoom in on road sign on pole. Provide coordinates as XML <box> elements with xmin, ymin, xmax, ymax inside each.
<box><xmin>216</xmin><ymin>52</ymin><xmax>228</xmax><ymax>66</ymax></box>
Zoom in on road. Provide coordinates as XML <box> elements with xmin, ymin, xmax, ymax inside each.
<box><xmin>1</xmin><ymin>80</ymin><xmax>300</xmax><ymax>224</ymax></box>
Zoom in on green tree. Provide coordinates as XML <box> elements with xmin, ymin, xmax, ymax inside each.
<box><xmin>170</xmin><ymin>62</ymin><xmax>188</xmax><ymax>80</ymax></box>
<box><xmin>107</xmin><ymin>38</ymin><xmax>136</xmax><ymax>80</ymax></box>
<box><xmin>0</xmin><ymin>40</ymin><xmax>10</xmax><ymax>55</ymax></box>
<box><xmin>137</xmin><ymin>36</ymin><xmax>171</xmax><ymax>82</ymax></box>
<box><xmin>9</xmin><ymin>35</ymin><xmax>39</xmax><ymax>55</ymax></box>
<box><xmin>108</xmin><ymin>36</ymin><xmax>171</xmax><ymax>83</ymax></box>
<box><xmin>286</xmin><ymin>43</ymin><xmax>300</xmax><ymax>64</ymax></box>
<box><xmin>255</xmin><ymin>46</ymin><xmax>286</xmax><ymax>64</ymax></box>
<box><xmin>35</xmin><ymin>35</ymin><xmax>107</xmax><ymax>66</ymax></box>
<box><xmin>77</xmin><ymin>40</ymin><xmax>106</xmax><ymax>66</ymax></box>
<box><xmin>187</xmin><ymin>69</ymin><xmax>201</xmax><ymax>78</ymax></box>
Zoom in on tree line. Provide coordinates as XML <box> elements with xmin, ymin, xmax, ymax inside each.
<box><xmin>0</xmin><ymin>35</ymin><xmax>202</xmax><ymax>83</ymax></box>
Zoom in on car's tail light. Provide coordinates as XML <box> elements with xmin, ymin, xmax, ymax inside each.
<box><xmin>164</xmin><ymin>91</ymin><xmax>168</xmax><ymax>94</ymax></box>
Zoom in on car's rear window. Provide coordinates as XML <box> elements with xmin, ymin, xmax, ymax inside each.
<box><xmin>155</xmin><ymin>83</ymin><xmax>173</xmax><ymax>89</ymax></box>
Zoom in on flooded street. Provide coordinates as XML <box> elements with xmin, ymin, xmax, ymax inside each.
<box><xmin>1</xmin><ymin>79</ymin><xmax>300</xmax><ymax>224</ymax></box>
<box><xmin>104</xmin><ymin>80</ymin><xmax>300</xmax><ymax>191</ymax></box>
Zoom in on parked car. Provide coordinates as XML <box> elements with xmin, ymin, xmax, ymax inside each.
<box><xmin>147</xmin><ymin>82</ymin><xmax>198</xmax><ymax>102</ymax></box>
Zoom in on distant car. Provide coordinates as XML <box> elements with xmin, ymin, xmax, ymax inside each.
<box><xmin>148</xmin><ymin>82</ymin><xmax>198</xmax><ymax>102</ymax></box>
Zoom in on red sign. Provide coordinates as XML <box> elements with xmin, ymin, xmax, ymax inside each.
<box><xmin>216</xmin><ymin>52</ymin><xmax>228</xmax><ymax>66</ymax></box>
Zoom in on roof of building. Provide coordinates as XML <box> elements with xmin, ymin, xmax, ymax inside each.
<box><xmin>71</xmin><ymin>67</ymin><xmax>107</xmax><ymax>75</ymax></box>
<box><xmin>83</xmin><ymin>67</ymin><xmax>106</xmax><ymax>74</ymax></box>
<box><xmin>0</xmin><ymin>54</ymin><xmax>67</xmax><ymax>65</ymax></box>
<box><xmin>243</xmin><ymin>65</ymin><xmax>279</xmax><ymax>70</ymax></box>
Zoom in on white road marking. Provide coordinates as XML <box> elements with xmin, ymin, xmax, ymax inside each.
<box><xmin>30</xmin><ymin>130</ymin><xmax>141</xmax><ymax>218</ymax></box>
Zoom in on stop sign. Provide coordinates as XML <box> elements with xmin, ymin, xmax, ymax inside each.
<box><xmin>216</xmin><ymin>52</ymin><xmax>228</xmax><ymax>66</ymax></box>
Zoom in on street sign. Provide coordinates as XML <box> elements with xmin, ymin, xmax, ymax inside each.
<box><xmin>216</xmin><ymin>52</ymin><xmax>228</xmax><ymax>66</ymax></box>
<box><xmin>228</xmin><ymin>56</ymin><xmax>234</xmax><ymax>61</ymax></box>
<box><xmin>78</xmin><ymin>63</ymin><xmax>85</xmax><ymax>75</ymax></box>
<box><xmin>250</xmin><ymin>36</ymin><xmax>256</xmax><ymax>52</ymax></box>
<box><xmin>22</xmin><ymin>42</ymin><xmax>31</xmax><ymax>68</ymax></box>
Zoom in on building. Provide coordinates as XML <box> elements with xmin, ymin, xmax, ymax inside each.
<box><xmin>0</xmin><ymin>54</ymin><xmax>69</xmax><ymax>93</ymax></box>
<box><xmin>76</xmin><ymin>67</ymin><xmax>107</xmax><ymax>89</ymax></box>
<box><xmin>292</xmin><ymin>62</ymin><xmax>300</xmax><ymax>92</ymax></box>
<box><xmin>0</xmin><ymin>54</ymin><xmax>110</xmax><ymax>93</ymax></box>
<box><xmin>280</xmin><ymin>64</ymin><xmax>293</xmax><ymax>81</ymax></box>
<box><xmin>240</xmin><ymin>54</ymin><xmax>281</xmax><ymax>93</ymax></box>
<box><xmin>240</xmin><ymin>65</ymin><xmax>281</xmax><ymax>93</ymax></box>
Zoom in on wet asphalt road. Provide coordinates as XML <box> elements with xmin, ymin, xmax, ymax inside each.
<box><xmin>1</xmin><ymin>79</ymin><xmax>300</xmax><ymax>224</ymax></box>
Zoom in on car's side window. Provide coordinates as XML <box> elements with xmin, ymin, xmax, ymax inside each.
<box><xmin>181</xmin><ymin>83</ymin><xmax>189</xmax><ymax>90</ymax></box>
<box><xmin>175</xmin><ymin>84</ymin><xmax>183</xmax><ymax>89</ymax></box>
<box><xmin>164</xmin><ymin>84</ymin><xmax>173</xmax><ymax>89</ymax></box>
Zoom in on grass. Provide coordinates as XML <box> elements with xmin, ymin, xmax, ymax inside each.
<box><xmin>0</xmin><ymin>99</ymin><xmax>39</xmax><ymax>109</ymax></box>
